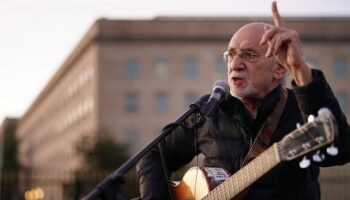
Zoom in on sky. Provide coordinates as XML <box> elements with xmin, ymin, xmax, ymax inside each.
<box><xmin>1</xmin><ymin>0</ymin><xmax>350</xmax><ymax>124</ymax></box>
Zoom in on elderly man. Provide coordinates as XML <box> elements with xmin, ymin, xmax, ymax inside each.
<box><xmin>137</xmin><ymin>2</ymin><xmax>350</xmax><ymax>200</ymax></box>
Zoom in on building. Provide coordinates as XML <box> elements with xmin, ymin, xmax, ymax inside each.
<box><xmin>14</xmin><ymin>17</ymin><xmax>350</xmax><ymax>199</ymax></box>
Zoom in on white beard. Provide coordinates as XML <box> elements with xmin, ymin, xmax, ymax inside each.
<box><xmin>230</xmin><ymin>84</ymin><xmax>258</xmax><ymax>98</ymax></box>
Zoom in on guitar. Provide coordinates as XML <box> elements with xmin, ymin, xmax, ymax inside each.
<box><xmin>171</xmin><ymin>108</ymin><xmax>337</xmax><ymax>200</ymax></box>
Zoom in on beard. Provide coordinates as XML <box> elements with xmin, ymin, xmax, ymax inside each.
<box><xmin>230</xmin><ymin>83</ymin><xmax>258</xmax><ymax>98</ymax></box>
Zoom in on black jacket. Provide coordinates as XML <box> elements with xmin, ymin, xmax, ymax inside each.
<box><xmin>137</xmin><ymin>69</ymin><xmax>350</xmax><ymax>200</ymax></box>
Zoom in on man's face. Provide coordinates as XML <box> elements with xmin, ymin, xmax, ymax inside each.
<box><xmin>227</xmin><ymin>23</ymin><xmax>280</xmax><ymax>100</ymax></box>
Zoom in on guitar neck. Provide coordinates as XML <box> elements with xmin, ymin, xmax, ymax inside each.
<box><xmin>202</xmin><ymin>144</ymin><xmax>281</xmax><ymax>200</ymax></box>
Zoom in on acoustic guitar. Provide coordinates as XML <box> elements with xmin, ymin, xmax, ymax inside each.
<box><xmin>171</xmin><ymin>108</ymin><xmax>337</xmax><ymax>200</ymax></box>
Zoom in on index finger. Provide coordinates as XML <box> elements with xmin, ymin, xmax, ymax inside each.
<box><xmin>272</xmin><ymin>1</ymin><xmax>285</xmax><ymax>28</ymax></box>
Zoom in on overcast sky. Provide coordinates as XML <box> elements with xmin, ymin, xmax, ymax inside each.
<box><xmin>1</xmin><ymin>0</ymin><xmax>350</xmax><ymax>124</ymax></box>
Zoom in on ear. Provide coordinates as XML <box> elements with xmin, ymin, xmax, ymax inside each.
<box><xmin>273</xmin><ymin>63</ymin><xmax>287</xmax><ymax>80</ymax></box>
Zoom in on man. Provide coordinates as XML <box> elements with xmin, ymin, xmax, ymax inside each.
<box><xmin>137</xmin><ymin>2</ymin><xmax>350</xmax><ymax>199</ymax></box>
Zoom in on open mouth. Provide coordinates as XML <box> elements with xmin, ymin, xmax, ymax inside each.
<box><xmin>232</xmin><ymin>77</ymin><xmax>244</xmax><ymax>81</ymax></box>
<box><xmin>231</xmin><ymin>76</ymin><xmax>245</xmax><ymax>85</ymax></box>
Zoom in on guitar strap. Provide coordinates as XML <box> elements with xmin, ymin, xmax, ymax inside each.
<box><xmin>242</xmin><ymin>88</ymin><xmax>288</xmax><ymax>167</ymax></box>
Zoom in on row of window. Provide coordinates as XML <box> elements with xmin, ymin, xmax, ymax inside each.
<box><xmin>20</xmin><ymin>67</ymin><xmax>95</xmax><ymax>166</ymax></box>
<box><xmin>21</xmin><ymin>66</ymin><xmax>95</xmax><ymax>138</ymax></box>
<box><xmin>65</xmin><ymin>67</ymin><xmax>94</xmax><ymax>100</ymax></box>
<box><xmin>124</xmin><ymin>58</ymin><xmax>227</xmax><ymax>80</ymax></box>
<box><xmin>125</xmin><ymin>57</ymin><xmax>349</xmax><ymax>81</ymax></box>
<box><xmin>26</xmin><ymin>97</ymin><xmax>95</xmax><ymax>155</ymax></box>
<box><xmin>125</xmin><ymin>92</ymin><xmax>199</xmax><ymax>113</ymax></box>
<box><xmin>308</xmin><ymin>58</ymin><xmax>349</xmax><ymax>79</ymax></box>
<box><xmin>55</xmin><ymin>97</ymin><xmax>94</xmax><ymax>132</ymax></box>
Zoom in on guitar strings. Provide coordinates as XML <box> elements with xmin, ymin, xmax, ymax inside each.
<box><xmin>194</xmin><ymin>123</ymin><xmax>200</xmax><ymax>199</ymax></box>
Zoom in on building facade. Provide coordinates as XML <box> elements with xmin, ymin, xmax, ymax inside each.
<box><xmin>14</xmin><ymin>17</ymin><xmax>350</xmax><ymax>199</ymax></box>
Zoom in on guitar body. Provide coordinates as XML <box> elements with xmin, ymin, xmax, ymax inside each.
<box><xmin>171</xmin><ymin>167</ymin><xmax>248</xmax><ymax>200</ymax></box>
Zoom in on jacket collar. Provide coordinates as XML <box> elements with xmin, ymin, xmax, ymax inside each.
<box><xmin>221</xmin><ymin>85</ymin><xmax>283</xmax><ymax>124</ymax></box>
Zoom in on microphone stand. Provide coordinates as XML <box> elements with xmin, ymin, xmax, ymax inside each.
<box><xmin>82</xmin><ymin>102</ymin><xmax>204</xmax><ymax>200</ymax></box>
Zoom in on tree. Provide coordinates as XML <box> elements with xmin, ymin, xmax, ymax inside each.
<box><xmin>76</xmin><ymin>135</ymin><xmax>129</xmax><ymax>171</ymax></box>
<box><xmin>0</xmin><ymin>118</ymin><xmax>20</xmax><ymax>200</ymax></box>
<box><xmin>73</xmin><ymin>134</ymin><xmax>137</xmax><ymax>199</ymax></box>
<box><xmin>2</xmin><ymin>122</ymin><xmax>19</xmax><ymax>171</ymax></box>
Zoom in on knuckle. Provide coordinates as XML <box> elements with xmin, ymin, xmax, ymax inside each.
<box><xmin>291</xmin><ymin>30</ymin><xmax>299</xmax><ymax>37</ymax></box>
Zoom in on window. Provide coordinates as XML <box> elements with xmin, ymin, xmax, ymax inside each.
<box><xmin>154</xmin><ymin>58</ymin><xmax>169</xmax><ymax>80</ymax></box>
<box><xmin>184</xmin><ymin>58</ymin><xmax>198</xmax><ymax>79</ymax></box>
<box><xmin>125</xmin><ymin>58</ymin><xmax>139</xmax><ymax>80</ymax></box>
<box><xmin>336</xmin><ymin>91</ymin><xmax>348</xmax><ymax>112</ymax></box>
<box><xmin>125</xmin><ymin>93</ymin><xmax>139</xmax><ymax>113</ymax></box>
<box><xmin>125</xmin><ymin>129</ymin><xmax>138</xmax><ymax>148</ymax></box>
<box><xmin>185</xmin><ymin>92</ymin><xmax>198</xmax><ymax>108</ymax></box>
<box><xmin>78</xmin><ymin>67</ymin><xmax>93</xmax><ymax>88</ymax></box>
<box><xmin>155</xmin><ymin>93</ymin><xmax>168</xmax><ymax>113</ymax></box>
<box><xmin>334</xmin><ymin>58</ymin><xmax>348</xmax><ymax>79</ymax></box>
<box><xmin>212</xmin><ymin>59</ymin><xmax>227</xmax><ymax>81</ymax></box>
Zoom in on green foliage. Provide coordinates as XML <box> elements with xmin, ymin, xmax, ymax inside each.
<box><xmin>3</xmin><ymin>128</ymin><xmax>19</xmax><ymax>171</ymax></box>
<box><xmin>1</xmin><ymin>118</ymin><xmax>20</xmax><ymax>200</ymax></box>
<box><xmin>76</xmin><ymin>135</ymin><xmax>129</xmax><ymax>171</ymax></box>
<box><xmin>74</xmin><ymin>135</ymin><xmax>138</xmax><ymax>198</ymax></box>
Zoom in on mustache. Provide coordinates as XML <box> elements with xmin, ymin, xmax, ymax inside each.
<box><xmin>229</xmin><ymin>71</ymin><xmax>246</xmax><ymax>79</ymax></box>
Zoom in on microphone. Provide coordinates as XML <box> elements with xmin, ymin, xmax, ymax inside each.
<box><xmin>200</xmin><ymin>80</ymin><xmax>230</xmax><ymax>117</ymax></box>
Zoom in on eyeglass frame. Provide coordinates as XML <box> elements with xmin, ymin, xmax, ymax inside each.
<box><xmin>222</xmin><ymin>50</ymin><xmax>261</xmax><ymax>64</ymax></box>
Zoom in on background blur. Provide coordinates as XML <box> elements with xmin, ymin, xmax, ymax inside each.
<box><xmin>1</xmin><ymin>0</ymin><xmax>350</xmax><ymax>199</ymax></box>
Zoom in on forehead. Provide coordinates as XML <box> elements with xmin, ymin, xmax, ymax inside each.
<box><xmin>228</xmin><ymin>23</ymin><xmax>269</xmax><ymax>51</ymax></box>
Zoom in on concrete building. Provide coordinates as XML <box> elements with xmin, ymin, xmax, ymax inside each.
<box><xmin>14</xmin><ymin>17</ymin><xmax>350</xmax><ymax>199</ymax></box>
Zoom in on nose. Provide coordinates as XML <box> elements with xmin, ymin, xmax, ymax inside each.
<box><xmin>229</xmin><ymin>54</ymin><xmax>244</xmax><ymax>71</ymax></box>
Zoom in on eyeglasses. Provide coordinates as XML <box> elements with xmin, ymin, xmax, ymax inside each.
<box><xmin>222</xmin><ymin>50</ymin><xmax>260</xmax><ymax>64</ymax></box>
